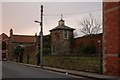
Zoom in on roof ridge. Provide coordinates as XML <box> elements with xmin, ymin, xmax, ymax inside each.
<box><xmin>50</xmin><ymin>25</ymin><xmax>75</xmax><ymax>31</ymax></box>
<box><xmin>13</xmin><ymin>34</ymin><xmax>35</xmax><ymax>37</ymax></box>
<box><xmin>1</xmin><ymin>33</ymin><xmax>9</xmax><ymax>37</ymax></box>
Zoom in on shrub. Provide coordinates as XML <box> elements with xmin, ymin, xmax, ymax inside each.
<box><xmin>79</xmin><ymin>45</ymin><xmax>96</xmax><ymax>55</ymax></box>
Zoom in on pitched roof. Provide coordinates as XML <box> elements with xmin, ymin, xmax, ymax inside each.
<box><xmin>0</xmin><ymin>33</ymin><xmax>9</xmax><ymax>40</ymax></box>
<box><xmin>50</xmin><ymin>25</ymin><xmax>75</xmax><ymax>32</ymax></box>
<box><xmin>13</xmin><ymin>35</ymin><xmax>36</xmax><ymax>43</ymax></box>
<box><xmin>50</xmin><ymin>19</ymin><xmax>75</xmax><ymax>32</ymax></box>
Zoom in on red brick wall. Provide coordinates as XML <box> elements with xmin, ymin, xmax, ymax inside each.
<box><xmin>105</xmin><ymin>2</ymin><xmax>119</xmax><ymax>10</ymax></box>
<box><xmin>105</xmin><ymin>57</ymin><xmax>119</xmax><ymax>76</ymax></box>
<box><xmin>119</xmin><ymin>1</ymin><xmax>120</xmax><ymax>76</ymax></box>
<box><xmin>103</xmin><ymin>2</ymin><xmax>120</xmax><ymax>77</ymax></box>
<box><xmin>73</xmin><ymin>34</ymin><xmax>102</xmax><ymax>54</ymax></box>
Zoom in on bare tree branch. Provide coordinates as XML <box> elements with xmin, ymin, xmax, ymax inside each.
<box><xmin>78</xmin><ymin>14</ymin><xmax>102</xmax><ymax>35</ymax></box>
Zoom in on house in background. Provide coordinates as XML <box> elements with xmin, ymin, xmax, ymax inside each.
<box><xmin>9</xmin><ymin>29</ymin><xmax>38</xmax><ymax>62</ymax></box>
<box><xmin>0</xmin><ymin>33</ymin><xmax>9</xmax><ymax>60</ymax></box>
<box><xmin>50</xmin><ymin>18</ymin><xmax>75</xmax><ymax>55</ymax></box>
<box><xmin>0</xmin><ymin>29</ymin><xmax>38</xmax><ymax>62</ymax></box>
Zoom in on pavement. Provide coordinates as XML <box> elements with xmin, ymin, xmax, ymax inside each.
<box><xmin>9</xmin><ymin>61</ymin><xmax>119</xmax><ymax>79</ymax></box>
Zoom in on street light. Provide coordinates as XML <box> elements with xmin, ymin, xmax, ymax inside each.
<box><xmin>98</xmin><ymin>40</ymin><xmax>102</xmax><ymax>74</ymax></box>
<box><xmin>35</xmin><ymin>20</ymin><xmax>43</xmax><ymax>67</ymax></box>
<box><xmin>34</xmin><ymin>5</ymin><xmax>43</xmax><ymax>67</ymax></box>
<box><xmin>35</xmin><ymin>20</ymin><xmax>40</xmax><ymax>23</ymax></box>
<box><xmin>35</xmin><ymin>20</ymin><xmax>41</xmax><ymax>26</ymax></box>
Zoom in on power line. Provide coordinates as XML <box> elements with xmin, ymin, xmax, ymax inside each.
<box><xmin>44</xmin><ymin>9</ymin><xmax>102</xmax><ymax>16</ymax></box>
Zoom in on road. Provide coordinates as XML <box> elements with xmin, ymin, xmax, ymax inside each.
<box><xmin>2</xmin><ymin>61</ymin><xmax>85</xmax><ymax>79</ymax></box>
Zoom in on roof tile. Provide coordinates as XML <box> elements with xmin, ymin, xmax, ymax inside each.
<box><xmin>13</xmin><ymin>35</ymin><xmax>36</xmax><ymax>43</ymax></box>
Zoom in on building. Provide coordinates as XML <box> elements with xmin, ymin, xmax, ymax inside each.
<box><xmin>0</xmin><ymin>29</ymin><xmax>38</xmax><ymax>62</ymax></box>
<box><xmin>50</xmin><ymin>18</ymin><xmax>75</xmax><ymax>55</ymax></box>
<box><xmin>50</xmin><ymin>17</ymin><xmax>102</xmax><ymax>55</ymax></box>
<box><xmin>0</xmin><ymin>33</ymin><xmax>9</xmax><ymax>60</ymax></box>
<box><xmin>103</xmin><ymin>2</ymin><xmax>120</xmax><ymax>77</ymax></box>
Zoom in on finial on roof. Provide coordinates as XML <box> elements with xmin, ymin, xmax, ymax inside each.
<box><xmin>58</xmin><ymin>13</ymin><xmax>65</xmax><ymax>26</ymax></box>
<box><xmin>61</xmin><ymin>13</ymin><xmax>63</xmax><ymax>20</ymax></box>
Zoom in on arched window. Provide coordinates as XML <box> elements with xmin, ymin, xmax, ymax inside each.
<box><xmin>2</xmin><ymin>41</ymin><xmax>6</xmax><ymax>50</ymax></box>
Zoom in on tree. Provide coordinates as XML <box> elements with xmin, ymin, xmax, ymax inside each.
<box><xmin>14</xmin><ymin>45</ymin><xmax>24</xmax><ymax>62</ymax></box>
<box><xmin>79</xmin><ymin>45</ymin><xmax>96</xmax><ymax>56</ymax></box>
<box><xmin>73</xmin><ymin>30</ymin><xmax>79</xmax><ymax>37</ymax></box>
<box><xmin>78</xmin><ymin>14</ymin><xmax>102</xmax><ymax>35</ymax></box>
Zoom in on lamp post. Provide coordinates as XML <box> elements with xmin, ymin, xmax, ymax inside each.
<box><xmin>98</xmin><ymin>40</ymin><xmax>102</xmax><ymax>74</ymax></box>
<box><xmin>35</xmin><ymin>5</ymin><xmax>43</xmax><ymax>67</ymax></box>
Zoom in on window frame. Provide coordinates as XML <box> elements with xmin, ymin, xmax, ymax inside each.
<box><xmin>63</xmin><ymin>30</ymin><xmax>69</xmax><ymax>39</ymax></box>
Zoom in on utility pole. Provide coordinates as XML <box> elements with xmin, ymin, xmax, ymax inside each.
<box><xmin>35</xmin><ymin>5</ymin><xmax>43</xmax><ymax>67</ymax></box>
<box><xmin>40</xmin><ymin>5</ymin><xmax>43</xmax><ymax>67</ymax></box>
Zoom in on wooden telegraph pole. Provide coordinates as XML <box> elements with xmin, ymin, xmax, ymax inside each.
<box><xmin>35</xmin><ymin>5</ymin><xmax>43</xmax><ymax>66</ymax></box>
<box><xmin>40</xmin><ymin>5</ymin><xmax>43</xmax><ymax>67</ymax></box>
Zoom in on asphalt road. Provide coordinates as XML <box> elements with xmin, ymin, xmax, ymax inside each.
<box><xmin>2</xmin><ymin>61</ymin><xmax>85</xmax><ymax>79</ymax></box>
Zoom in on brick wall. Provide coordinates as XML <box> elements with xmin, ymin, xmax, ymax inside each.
<box><xmin>119</xmin><ymin>1</ymin><xmax>120</xmax><ymax>76</ymax></box>
<box><xmin>23</xmin><ymin>45</ymin><xmax>37</xmax><ymax>64</ymax></box>
<box><xmin>103</xmin><ymin>2</ymin><xmax>120</xmax><ymax>77</ymax></box>
<box><xmin>51</xmin><ymin>30</ymin><xmax>74</xmax><ymax>55</ymax></box>
<box><xmin>73</xmin><ymin>34</ymin><xmax>102</xmax><ymax>55</ymax></box>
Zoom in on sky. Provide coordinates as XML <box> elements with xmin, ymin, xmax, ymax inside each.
<box><xmin>1</xmin><ymin>2</ymin><xmax>102</xmax><ymax>37</ymax></box>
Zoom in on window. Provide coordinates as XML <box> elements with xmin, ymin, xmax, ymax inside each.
<box><xmin>64</xmin><ymin>30</ymin><xmax>68</xmax><ymax>39</ymax></box>
<box><xmin>2</xmin><ymin>41</ymin><xmax>6</xmax><ymax>50</ymax></box>
<box><xmin>52</xmin><ymin>45</ymin><xmax>56</xmax><ymax>54</ymax></box>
